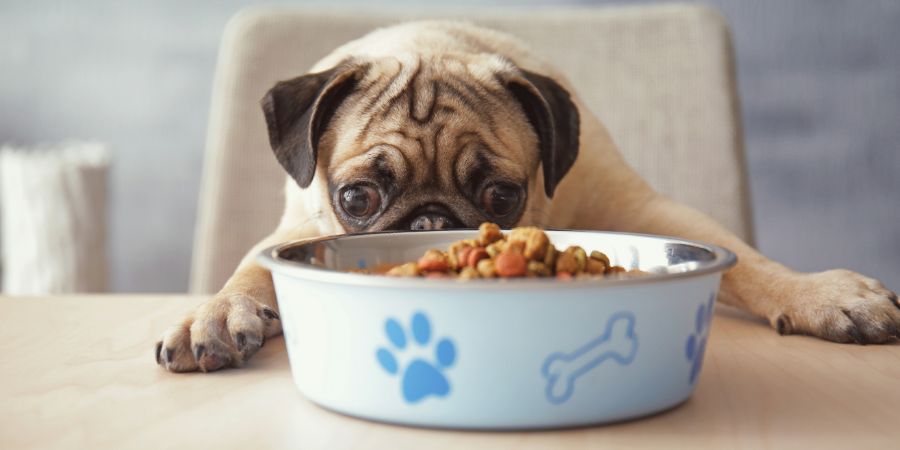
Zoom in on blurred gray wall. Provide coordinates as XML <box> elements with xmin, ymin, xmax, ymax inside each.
<box><xmin>1</xmin><ymin>0</ymin><xmax>898</xmax><ymax>292</ymax></box>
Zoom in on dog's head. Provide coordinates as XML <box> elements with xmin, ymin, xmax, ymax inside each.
<box><xmin>261</xmin><ymin>54</ymin><xmax>579</xmax><ymax>232</ymax></box>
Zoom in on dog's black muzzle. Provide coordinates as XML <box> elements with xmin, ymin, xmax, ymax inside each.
<box><xmin>404</xmin><ymin>204</ymin><xmax>460</xmax><ymax>231</ymax></box>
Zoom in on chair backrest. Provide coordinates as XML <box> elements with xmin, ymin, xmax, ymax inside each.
<box><xmin>190</xmin><ymin>4</ymin><xmax>754</xmax><ymax>294</ymax></box>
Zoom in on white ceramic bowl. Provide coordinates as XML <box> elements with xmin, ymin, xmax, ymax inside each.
<box><xmin>258</xmin><ymin>230</ymin><xmax>736</xmax><ymax>429</ymax></box>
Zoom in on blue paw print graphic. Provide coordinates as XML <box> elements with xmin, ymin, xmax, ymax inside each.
<box><xmin>376</xmin><ymin>312</ymin><xmax>457</xmax><ymax>404</ymax></box>
<box><xmin>685</xmin><ymin>293</ymin><xmax>716</xmax><ymax>385</ymax></box>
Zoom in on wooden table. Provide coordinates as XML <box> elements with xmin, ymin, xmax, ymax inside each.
<box><xmin>1</xmin><ymin>295</ymin><xmax>898</xmax><ymax>449</ymax></box>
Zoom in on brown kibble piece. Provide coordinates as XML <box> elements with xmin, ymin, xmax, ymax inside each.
<box><xmin>555</xmin><ymin>250</ymin><xmax>578</xmax><ymax>274</ymax></box>
<box><xmin>459</xmin><ymin>267</ymin><xmax>480</xmax><ymax>280</ymax></box>
<box><xmin>467</xmin><ymin>247</ymin><xmax>489</xmax><ymax>268</ymax></box>
<box><xmin>525</xmin><ymin>231</ymin><xmax>549</xmax><ymax>260</ymax></box>
<box><xmin>527</xmin><ymin>261</ymin><xmax>551</xmax><ymax>277</ymax></box>
<box><xmin>507</xmin><ymin>240</ymin><xmax>526</xmax><ymax>254</ymax></box>
<box><xmin>496</xmin><ymin>250</ymin><xmax>527</xmax><ymax>277</ymax></box>
<box><xmin>417</xmin><ymin>249</ymin><xmax>449</xmax><ymax>272</ymax></box>
<box><xmin>543</xmin><ymin>245</ymin><xmax>557</xmax><ymax>267</ymax></box>
<box><xmin>456</xmin><ymin>246</ymin><xmax>474</xmax><ymax>268</ymax></box>
<box><xmin>572</xmin><ymin>246</ymin><xmax>587</xmax><ymax>272</ymax></box>
<box><xmin>508</xmin><ymin>227</ymin><xmax>550</xmax><ymax>261</ymax></box>
<box><xmin>387</xmin><ymin>262</ymin><xmax>420</xmax><ymax>277</ymax></box>
<box><xmin>477</xmin><ymin>259</ymin><xmax>496</xmax><ymax>278</ymax></box>
<box><xmin>606</xmin><ymin>266</ymin><xmax>628</xmax><ymax>279</ymax></box>
<box><xmin>446</xmin><ymin>242</ymin><xmax>466</xmax><ymax>269</ymax></box>
<box><xmin>486</xmin><ymin>240</ymin><xmax>507</xmax><ymax>258</ymax></box>
<box><xmin>478</xmin><ymin>222</ymin><xmax>503</xmax><ymax>246</ymax></box>
<box><xmin>590</xmin><ymin>250</ymin><xmax>610</xmax><ymax>267</ymax></box>
<box><xmin>447</xmin><ymin>253</ymin><xmax>458</xmax><ymax>270</ymax></box>
<box><xmin>585</xmin><ymin>258</ymin><xmax>607</xmax><ymax>275</ymax></box>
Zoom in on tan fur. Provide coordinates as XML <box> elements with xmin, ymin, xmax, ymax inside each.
<box><xmin>321</xmin><ymin>54</ymin><xmax>545</xmax><ymax>231</ymax></box>
<box><xmin>157</xmin><ymin>21</ymin><xmax>899</xmax><ymax>372</ymax></box>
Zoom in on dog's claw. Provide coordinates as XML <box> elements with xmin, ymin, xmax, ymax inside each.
<box><xmin>193</xmin><ymin>344</ymin><xmax>205</xmax><ymax>361</ymax></box>
<box><xmin>235</xmin><ymin>332</ymin><xmax>246</xmax><ymax>351</ymax></box>
<box><xmin>775</xmin><ymin>315</ymin><xmax>792</xmax><ymax>336</ymax></box>
<box><xmin>155</xmin><ymin>341</ymin><xmax>163</xmax><ymax>365</ymax></box>
<box><xmin>164</xmin><ymin>347</ymin><xmax>175</xmax><ymax>364</ymax></box>
<box><xmin>841</xmin><ymin>310</ymin><xmax>867</xmax><ymax>345</ymax></box>
<box><xmin>848</xmin><ymin>329</ymin><xmax>865</xmax><ymax>345</ymax></box>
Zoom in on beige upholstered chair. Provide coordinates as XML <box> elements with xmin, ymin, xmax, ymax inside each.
<box><xmin>190</xmin><ymin>4</ymin><xmax>754</xmax><ymax>294</ymax></box>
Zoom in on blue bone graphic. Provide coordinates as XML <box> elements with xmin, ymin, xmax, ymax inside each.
<box><xmin>541</xmin><ymin>312</ymin><xmax>638</xmax><ymax>404</ymax></box>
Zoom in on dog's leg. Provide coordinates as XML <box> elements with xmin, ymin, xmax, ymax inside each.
<box><xmin>156</xmin><ymin>227</ymin><xmax>312</xmax><ymax>372</ymax></box>
<box><xmin>623</xmin><ymin>194</ymin><xmax>899</xmax><ymax>343</ymax></box>
<box><xmin>558</xmin><ymin>112</ymin><xmax>899</xmax><ymax>343</ymax></box>
<box><xmin>565</xmin><ymin>171</ymin><xmax>899</xmax><ymax>343</ymax></box>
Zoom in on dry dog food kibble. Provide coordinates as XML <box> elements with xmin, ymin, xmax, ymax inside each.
<box><xmin>383</xmin><ymin>222</ymin><xmax>644</xmax><ymax>280</ymax></box>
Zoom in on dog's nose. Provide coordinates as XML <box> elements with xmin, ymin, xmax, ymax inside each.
<box><xmin>409</xmin><ymin>213</ymin><xmax>456</xmax><ymax>231</ymax></box>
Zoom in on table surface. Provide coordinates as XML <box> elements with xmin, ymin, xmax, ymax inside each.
<box><xmin>1</xmin><ymin>295</ymin><xmax>898</xmax><ymax>450</ymax></box>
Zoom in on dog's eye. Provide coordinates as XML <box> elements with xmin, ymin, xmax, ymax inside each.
<box><xmin>482</xmin><ymin>183</ymin><xmax>521</xmax><ymax>217</ymax></box>
<box><xmin>339</xmin><ymin>184</ymin><xmax>381</xmax><ymax>219</ymax></box>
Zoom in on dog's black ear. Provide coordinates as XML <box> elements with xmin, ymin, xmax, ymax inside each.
<box><xmin>261</xmin><ymin>62</ymin><xmax>366</xmax><ymax>188</ymax></box>
<box><xmin>505</xmin><ymin>70</ymin><xmax>580</xmax><ymax>197</ymax></box>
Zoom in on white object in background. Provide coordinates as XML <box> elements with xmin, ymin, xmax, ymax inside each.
<box><xmin>0</xmin><ymin>142</ymin><xmax>110</xmax><ymax>295</ymax></box>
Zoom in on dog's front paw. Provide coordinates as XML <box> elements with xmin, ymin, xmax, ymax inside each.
<box><xmin>155</xmin><ymin>295</ymin><xmax>282</xmax><ymax>372</ymax></box>
<box><xmin>771</xmin><ymin>269</ymin><xmax>900</xmax><ymax>344</ymax></box>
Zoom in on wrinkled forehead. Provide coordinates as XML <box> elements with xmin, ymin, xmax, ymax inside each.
<box><xmin>323</xmin><ymin>54</ymin><xmax>539</xmax><ymax>183</ymax></box>
<box><xmin>357</xmin><ymin>52</ymin><xmax>516</xmax><ymax>88</ymax></box>
<box><xmin>345</xmin><ymin>53</ymin><xmax>522</xmax><ymax>132</ymax></box>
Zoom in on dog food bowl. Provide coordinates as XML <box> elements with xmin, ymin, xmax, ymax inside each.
<box><xmin>258</xmin><ymin>230</ymin><xmax>736</xmax><ymax>429</ymax></box>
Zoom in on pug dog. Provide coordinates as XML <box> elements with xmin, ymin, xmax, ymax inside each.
<box><xmin>156</xmin><ymin>21</ymin><xmax>899</xmax><ymax>372</ymax></box>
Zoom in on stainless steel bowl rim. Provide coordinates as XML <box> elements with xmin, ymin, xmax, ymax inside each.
<box><xmin>257</xmin><ymin>229</ymin><xmax>737</xmax><ymax>291</ymax></box>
